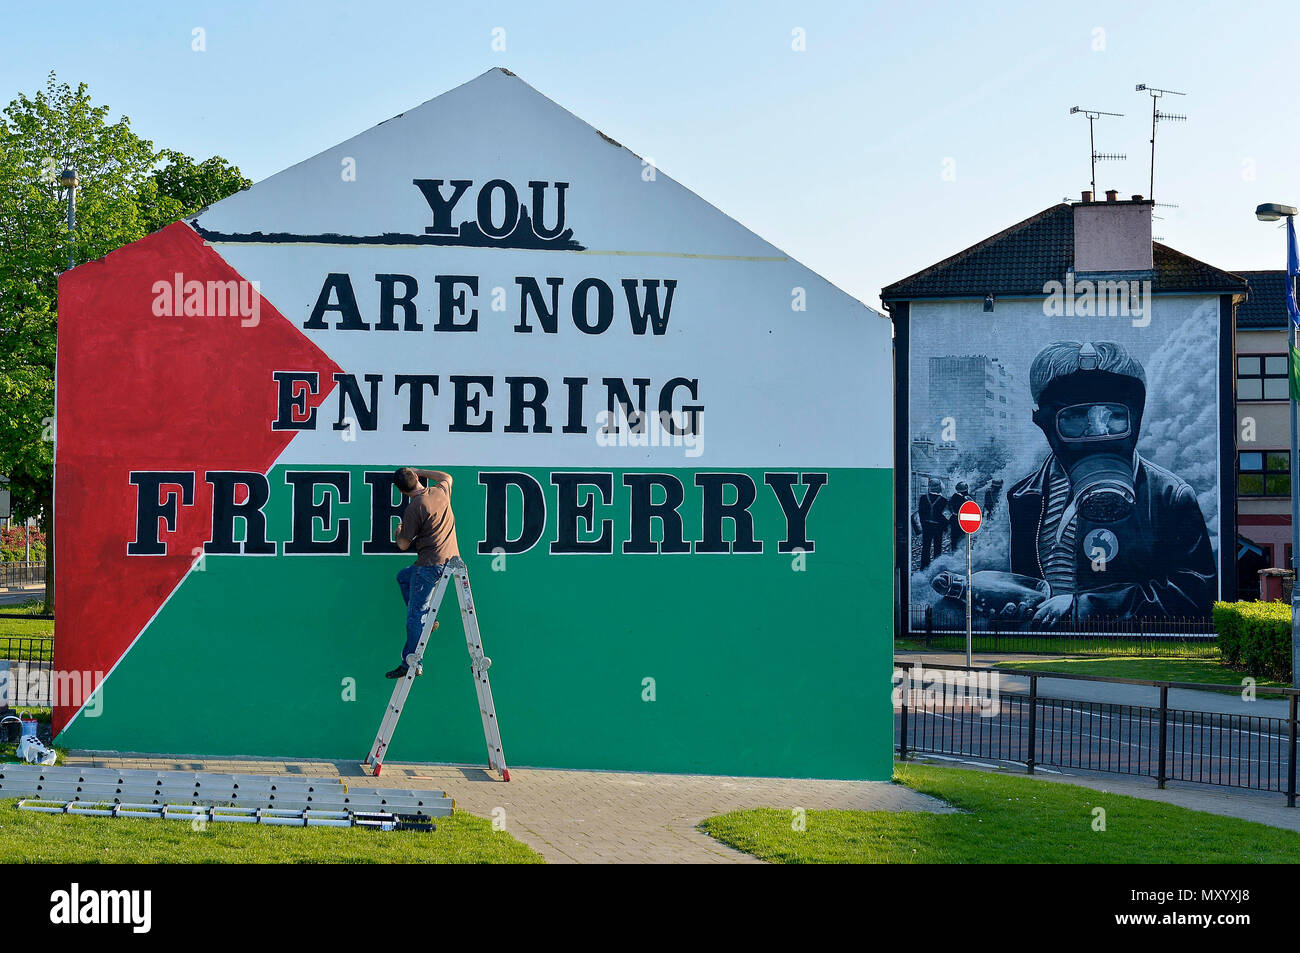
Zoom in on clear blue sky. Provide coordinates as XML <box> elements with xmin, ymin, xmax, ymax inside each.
<box><xmin>5</xmin><ymin>0</ymin><xmax>1298</xmax><ymax>308</ymax></box>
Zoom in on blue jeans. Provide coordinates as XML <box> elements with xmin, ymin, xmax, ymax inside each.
<box><xmin>397</xmin><ymin>563</ymin><xmax>445</xmax><ymax>666</ymax></box>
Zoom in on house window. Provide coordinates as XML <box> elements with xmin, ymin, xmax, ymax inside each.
<box><xmin>1238</xmin><ymin>354</ymin><xmax>1289</xmax><ymax>400</ymax></box>
<box><xmin>1239</xmin><ymin>450</ymin><xmax>1291</xmax><ymax>496</ymax></box>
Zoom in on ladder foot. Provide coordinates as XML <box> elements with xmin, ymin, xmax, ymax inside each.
<box><xmin>373</xmin><ymin>764</ymin><xmax>383</xmax><ymax>778</ymax></box>
<box><xmin>501</xmin><ymin>768</ymin><xmax>511</xmax><ymax>782</ymax></box>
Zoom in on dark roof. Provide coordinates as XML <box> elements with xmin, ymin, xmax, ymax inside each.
<box><xmin>1235</xmin><ymin>270</ymin><xmax>1291</xmax><ymax>329</ymax></box>
<box><xmin>881</xmin><ymin>203</ymin><xmax>1248</xmax><ymax>301</ymax></box>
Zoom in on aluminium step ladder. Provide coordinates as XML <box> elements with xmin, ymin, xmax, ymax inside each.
<box><xmin>364</xmin><ymin>556</ymin><xmax>509</xmax><ymax>780</ymax></box>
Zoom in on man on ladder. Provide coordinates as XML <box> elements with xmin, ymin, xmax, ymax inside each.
<box><xmin>367</xmin><ymin>466</ymin><xmax>509</xmax><ymax>780</ymax></box>
<box><xmin>388</xmin><ymin>466</ymin><xmax>458</xmax><ymax>679</ymax></box>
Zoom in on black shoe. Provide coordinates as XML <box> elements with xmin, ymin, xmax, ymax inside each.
<box><xmin>385</xmin><ymin>664</ymin><xmax>423</xmax><ymax>679</ymax></box>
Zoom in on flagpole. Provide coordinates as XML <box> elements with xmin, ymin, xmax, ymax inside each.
<box><xmin>1257</xmin><ymin>204</ymin><xmax>1300</xmax><ymax>684</ymax></box>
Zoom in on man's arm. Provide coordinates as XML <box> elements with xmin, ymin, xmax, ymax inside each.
<box><xmin>416</xmin><ymin>469</ymin><xmax>453</xmax><ymax>493</ymax></box>
<box><xmin>395</xmin><ymin>499</ymin><xmax>415</xmax><ymax>550</ymax></box>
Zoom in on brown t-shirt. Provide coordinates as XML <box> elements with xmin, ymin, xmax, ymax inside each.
<box><xmin>400</xmin><ymin>482</ymin><xmax>459</xmax><ymax>566</ymax></box>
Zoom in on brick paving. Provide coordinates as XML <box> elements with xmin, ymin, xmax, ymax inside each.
<box><xmin>63</xmin><ymin>752</ymin><xmax>952</xmax><ymax>863</ymax></box>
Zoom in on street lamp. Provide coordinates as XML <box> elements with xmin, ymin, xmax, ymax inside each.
<box><xmin>46</xmin><ymin>166</ymin><xmax>79</xmax><ymax>611</ymax></box>
<box><xmin>59</xmin><ymin>167</ymin><xmax>78</xmax><ymax>271</ymax></box>
<box><xmin>1256</xmin><ymin>201</ymin><xmax>1300</xmax><ymax>687</ymax></box>
<box><xmin>1257</xmin><ymin>203</ymin><xmax>1298</xmax><ymax>222</ymax></box>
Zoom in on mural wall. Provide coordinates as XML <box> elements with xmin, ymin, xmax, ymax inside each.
<box><xmin>53</xmin><ymin>69</ymin><xmax>894</xmax><ymax>780</ymax></box>
<box><xmin>906</xmin><ymin>296</ymin><xmax>1223</xmax><ymax>630</ymax></box>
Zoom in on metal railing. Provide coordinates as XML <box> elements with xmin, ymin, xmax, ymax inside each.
<box><xmin>902</xmin><ymin>603</ymin><xmax>1218</xmax><ymax>656</ymax></box>
<box><xmin>0</xmin><ymin>561</ymin><xmax>46</xmax><ymax>589</ymax></box>
<box><xmin>0</xmin><ymin>635</ymin><xmax>54</xmax><ymax>707</ymax></box>
<box><xmin>895</xmin><ymin>659</ymin><xmax>1300</xmax><ymax>803</ymax></box>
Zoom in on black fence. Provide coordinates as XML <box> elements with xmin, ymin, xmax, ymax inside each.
<box><xmin>0</xmin><ymin>561</ymin><xmax>45</xmax><ymax>589</ymax></box>
<box><xmin>902</xmin><ymin>603</ymin><xmax>1218</xmax><ymax>657</ymax></box>
<box><xmin>895</xmin><ymin>660</ymin><xmax>1298</xmax><ymax>801</ymax></box>
<box><xmin>0</xmin><ymin>635</ymin><xmax>54</xmax><ymax>707</ymax></box>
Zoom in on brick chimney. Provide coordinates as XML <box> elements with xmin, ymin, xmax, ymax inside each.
<box><xmin>1072</xmin><ymin>195</ymin><xmax>1153</xmax><ymax>272</ymax></box>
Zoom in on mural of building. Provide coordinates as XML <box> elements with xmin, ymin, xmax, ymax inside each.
<box><xmin>884</xmin><ymin>192</ymin><xmax>1246</xmax><ymax>634</ymax></box>
<box><xmin>52</xmin><ymin>69</ymin><xmax>894</xmax><ymax>780</ymax></box>
<box><xmin>923</xmin><ymin>354</ymin><xmax>1021</xmax><ymax>447</ymax></box>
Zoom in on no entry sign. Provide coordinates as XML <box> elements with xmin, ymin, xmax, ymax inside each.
<box><xmin>958</xmin><ymin>500</ymin><xmax>982</xmax><ymax>534</ymax></box>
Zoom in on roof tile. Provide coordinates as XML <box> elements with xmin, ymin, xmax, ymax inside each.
<box><xmin>882</xmin><ymin>203</ymin><xmax>1248</xmax><ymax>301</ymax></box>
<box><xmin>1235</xmin><ymin>270</ymin><xmax>1290</xmax><ymax>329</ymax></box>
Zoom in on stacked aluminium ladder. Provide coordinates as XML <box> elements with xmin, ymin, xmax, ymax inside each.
<box><xmin>0</xmin><ymin>764</ymin><xmax>453</xmax><ymax>829</ymax></box>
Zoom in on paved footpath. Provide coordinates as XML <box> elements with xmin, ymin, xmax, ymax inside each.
<box><xmin>0</xmin><ymin>585</ymin><xmax>44</xmax><ymax>607</ymax></box>
<box><xmin>899</xmin><ymin>652</ymin><xmax>1288</xmax><ymax>717</ymax></box>
<box><xmin>64</xmin><ymin>753</ymin><xmax>953</xmax><ymax>864</ymax></box>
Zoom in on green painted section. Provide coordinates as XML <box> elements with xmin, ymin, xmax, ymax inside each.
<box><xmin>59</xmin><ymin>466</ymin><xmax>894</xmax><ymax>780</ymax></box>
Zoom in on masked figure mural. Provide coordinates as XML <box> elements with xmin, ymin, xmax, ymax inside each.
<box><xmin>948</xmin><ymin>481</ymin><xmax>973</xmax><ymax>553</ymax></box>
<box><xmin>912</xmin><ymin>478</ymin><xmax>950</xmax><ymax>570</ymax></box>
<box><xmin>1005</xmin><ymin>341</ymin><xmax>1217</xmax><ymax>625</ymax></box>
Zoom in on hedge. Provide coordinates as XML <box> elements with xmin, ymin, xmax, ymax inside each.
<box><xmin>0</xmin><ymin>527</ymin><xmax>45</xmax><ymax>562</ymax></box>
<box><xmin>1212</xmin><ymin>600</ymin><xmax>1292</xmax><ymax>681</ymax></box>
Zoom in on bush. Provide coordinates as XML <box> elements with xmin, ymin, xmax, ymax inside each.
<box><xmin>1213</xmin><ymin>600</ymin><xmax>1292</xmax><ymax>680</ymax></box>
<box><xmin>0</xmin><ymin>526</ymin><xmax>45</xmax><ymax>562</ymax></box>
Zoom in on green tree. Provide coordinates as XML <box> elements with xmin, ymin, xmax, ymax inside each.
<box><xmin>148</xmin><ymin>149</ymin><xmax>251</xmax><ymax>231</ymax></box>
<box><xmin>0</xmin><ymin>72</ymin><xmax>250</xmax><ymax>610</ymax></box>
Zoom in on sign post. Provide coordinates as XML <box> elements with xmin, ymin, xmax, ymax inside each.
<box><xmin>958</xmin><ymin>500</ymin><xmax>983</xmax><ymax>667</ymax></box>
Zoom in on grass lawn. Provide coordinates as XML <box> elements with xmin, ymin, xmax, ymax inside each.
<box><xmin>0</xmin><ymin>598</ymin><xmax>54</xmax><ymax>651</ymax></box>
<box><xmin>0</xmin><ymin>597</ymin><xmax>51</xmax><ymax>615</ymax></box>
<box><xmin>699</xmin><ymin>763</ymin><xmax>1300</xmax><ymax>863</ymax></box>
<box><xmin>0</xmin><ymin>618</ymin><xmax>53</xmax><ymax>639</ymax></box>
<box><xmin>994</xmin><ymin>656</ymin><xmax>1285</xmax><ymax>691</ymax></box>
<box><xmin>0</xmin><ymin>798</ymin><xmax>543</xmax><ymax>863</ymax></box>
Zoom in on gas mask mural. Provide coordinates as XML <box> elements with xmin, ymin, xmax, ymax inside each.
<box><xmin>907</xmin><ymin>323</ymin><xmax>1221</xmax><ymax>630</ymax></box>
<box><xmin>1030</xmin><ymin>342</ymin><xmax>1144</xmax><ymax>524</ymax></box>
<box><xmin>1004</xmin><ymin>340</ymin><xmax>1216</xmax><ymax>624</ymax></box>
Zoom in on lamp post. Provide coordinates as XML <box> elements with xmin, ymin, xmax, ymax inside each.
<box><xmin>1256</xmin><ymin>201</ymin><xmax>1300</xmax><ymax>688</ymax></box>
<box><xmin>47</xmin><ymin>165</ymin><xmax>78</xmax><ymax>611</ymax></box>
<box><xmin>59</xmin><ymin>167</ymin><xmax>78</xmax><ymax>271</ymax></box>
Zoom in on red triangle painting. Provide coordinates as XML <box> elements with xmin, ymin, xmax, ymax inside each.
<box><xmin>53</xmin><ymin>222</ymin><xmax>340</xmax><ymax>734</ymax></box>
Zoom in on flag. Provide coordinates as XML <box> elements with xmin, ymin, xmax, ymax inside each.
<box><xmin>1288</xmin><ymin>218</ymin><xmax>1300</xmax><ymax>400</ymax></box>
<box><xmin>1289</xmin><ymin>216</ymin><xmax>1300</xmax><ymax>327</ymax></box>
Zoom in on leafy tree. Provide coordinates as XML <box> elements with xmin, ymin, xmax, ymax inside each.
<box><xmin>148</xmin><ymin>149</ymin><xmax>251</xmax><ymax>231</ymax></box>
<box><xmin>0</xmin><ymin>72</ymin><xmax>251</xmax><ymax>611</ymax></box>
